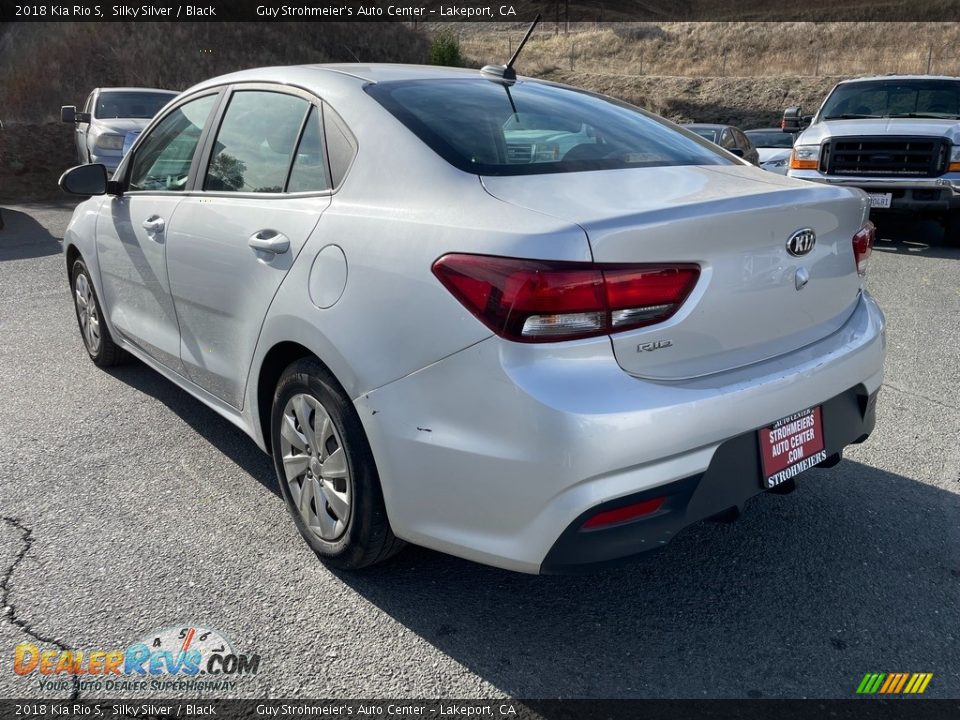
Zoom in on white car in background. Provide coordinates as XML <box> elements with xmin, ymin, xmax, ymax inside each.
<box><xmin>58</xmin><ymin>64</ymin><xmax>885</xmax><ymax>574</ymax></box>
<box><xmin>746</xmin><ymin>127</ymin><xmax>797</xmax><ymax>174</ymax></box>
<box><xmin>61</xmin><ymin>87</ymin><xmax>177</xmax><ymax>173</ymax></box>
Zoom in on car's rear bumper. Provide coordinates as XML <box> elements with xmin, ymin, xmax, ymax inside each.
<box><xmin>355</xmin><ymin>291</ymin><xmax>885</xmax><ymax>574</ymax></box>
<box><xmin>540</xmin><ymin>384</ymin><xmax>877</xmax><ymax>573</ymax></box>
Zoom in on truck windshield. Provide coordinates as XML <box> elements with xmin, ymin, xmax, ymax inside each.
<box><xmin>366</xmin><ymin>79</ymin><xmax>730</xmax><ymax>176</ymax></box>
<box><xmin>820</xmin><ymin>80</ymin><xmax>960</xmax><ymax>120</ymax></box>
<box><xmin>95</xmin><ymin>91</ymin><xmax>177</xmax><ymax>120</ymax></box>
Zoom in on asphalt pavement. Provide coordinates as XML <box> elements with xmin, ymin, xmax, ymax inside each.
<box><xmin>0</xmin><ymin>202</ymin><xmax>957</xmax><ymax>700</ymax></box>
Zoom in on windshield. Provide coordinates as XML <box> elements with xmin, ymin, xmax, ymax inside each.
<box><xmin>95</xmin><ymin>91</ymin><xmax>176</xmax><ymax>120</ymax></box>
<box><xmin>745</xmin><ymin>130</ymin><xmax>794</xmax><ymax>148</ymax></box>
<box><xmin>687</xmin><ymin>128</ymin><xmax>719</xmax><ymax>143</ymax></box>
<box><xmin>820</xmin><ymin>80</ymin><xmax>960</xmax><ymax>119</ymax></box>
<box><xmin>366</xmin><ymin>79</ymin><xmax>730</xmax><ymax>176</ymax></box>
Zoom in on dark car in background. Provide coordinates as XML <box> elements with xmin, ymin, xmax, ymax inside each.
<box><xmin>684</xmin><ymin>123</ymin><xmax>760</xmax><ymax>165</ymax></box>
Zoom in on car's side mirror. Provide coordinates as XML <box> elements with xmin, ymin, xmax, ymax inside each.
<box><xmin>61</xmin><ymin>106</ymin><xmax>91</xmax><ymax>123</ymax></box>
<box><xmin>59</xmin><ymin>164</ymin><xmax>108</xmax><ymax>196</ymax></box>
<box><xmin>728</xmin><ymin>147</ymin><xmax>745</xmax><ymax>158</ymax></box>
<box><xmin>781</xmin><ymin>107</ymin><xmax>804</xmax><ymax>132</ymax></box>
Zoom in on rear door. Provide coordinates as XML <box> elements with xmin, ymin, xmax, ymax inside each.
<box><xmin>95</xmin><ymin>92</ymin><xmax>220</xmax><ymax>372</ymax></box>
<box><xmin>164</xmin><ymin>86</ymin><xmax>334</xmax><ymax>409</ymax></box>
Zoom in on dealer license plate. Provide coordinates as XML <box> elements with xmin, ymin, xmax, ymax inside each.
<box><xmin>867</xmin><ymin>192</ymin><xmax>892</xmax><ymax>209</ymax></box>
<box><xmin>758</xmin><ymin>406</ymin><xmax>826</xmax><ymax>489</ymax></box>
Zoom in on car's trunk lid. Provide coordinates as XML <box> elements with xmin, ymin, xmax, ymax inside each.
<box><xmin>482</xmin><ymin>165</ymin><xmax>868</xmax><ymax>379</ymax></box>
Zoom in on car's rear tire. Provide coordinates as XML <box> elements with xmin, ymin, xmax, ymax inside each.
<box><xmin>943</xmin><ymin>212</ymin><xmax>960</xmax><ymax>248</ymax></box>
<box><xmin>270</xmin><ymin>357</ymin><xmax>404</xmax><ymax>569</ymax></box>
<box><xmin>71</xmin><ymin>258</ymin><xmax>127</xmax><ymax>367</ymax></box>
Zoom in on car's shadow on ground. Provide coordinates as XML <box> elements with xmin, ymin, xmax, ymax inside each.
<box><xmin>872</xmin><ymin>215</ymin><xmax>960</xmax><ymax>260</ymax></box>
<box><xmin>0</xmin><ymin>206</ymin><xmax>65</xmax><ymax>260</ymax></box>
<box><xmin>333</xmin><ymin>460</ymin><xmax>958</xmax><ymax>698</ymax></box>
<box><xmin>104</xmin><ymin>360</ymin><xmax>280</xmax><ymax>498</ymax></box>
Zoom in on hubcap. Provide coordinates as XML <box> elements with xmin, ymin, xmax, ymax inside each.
<box><xmin>279</xmin><ymin>393</ymin><xmax>351</xmax><ymax>541</ymax></box>
<box><xmin>74</xmin><ymin>273</ymin><xmax>101</xmax><ymax>354</ymax></box>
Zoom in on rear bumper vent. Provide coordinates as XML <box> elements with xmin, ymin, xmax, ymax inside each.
<box><xmin>820</xmin><ymin>136</ymin><xmax>948</xmax><ymax>177</ymax></box>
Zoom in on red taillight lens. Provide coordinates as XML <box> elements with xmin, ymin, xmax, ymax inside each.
<box><xmin>582</xmin><ymin>497</ymin><xmax>666</xmax><ymax>530</ymax></box>
<box><xmin>852</xmin><ymin>221</ymin><xmax>875</xmax><ymax>277</ymax></box>
<box><xmin>432</xmin><ymin>254</ymin><xmax>700</xmax><ymax>343</ymax></box>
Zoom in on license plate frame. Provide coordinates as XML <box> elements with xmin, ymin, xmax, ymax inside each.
<box><xmin>867</xmin><ymin>192</ymin><xmax>892</xmax><ymax>209</ymax></box>
<box><xmin>758</xmin><ymin>406</ymin><xmax>827</xmax><ymax>489</ymax></box>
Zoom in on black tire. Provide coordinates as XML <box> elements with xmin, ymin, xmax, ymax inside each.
<box><xmin>943</xmin><ymin>212</ymin><xmax>960</xmax><ymax>248</ymax></box>
<box><xmin>71</xmin><ymin>258</ymin><xmax>127</xmax><ymax>367</ymax></box>
<box><xmin>270</xmin><ymin>357</ymin><xmax>404</xmax><ymax>569</ymax></box>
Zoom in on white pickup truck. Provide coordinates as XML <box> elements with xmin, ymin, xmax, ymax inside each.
<box><xmin>784</xmin><ymin>75</ymin><xmax>960</xmax><ymax>246</ymax></box>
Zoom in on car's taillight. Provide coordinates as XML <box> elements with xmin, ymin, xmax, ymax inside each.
<box><xmin>432</xmin><ymin>254</ymin><xmax>700</xmax><ymax>343</ymax></box>
<box><xmin>852</xmin><ymin>221</ymin><xmax>875</xmax><ymax>277</ymax></box>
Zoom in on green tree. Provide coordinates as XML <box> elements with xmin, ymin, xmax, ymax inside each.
<box><xmin>429</xmin><ymin>32</ymin><xmax>462</xmax><ymax>67</ymax></box>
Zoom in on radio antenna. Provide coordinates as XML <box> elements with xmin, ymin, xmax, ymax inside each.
<box><xmin>481</xmin><ymin>14</ymin><xmax>542</xmax><ymax>82</ymax></box>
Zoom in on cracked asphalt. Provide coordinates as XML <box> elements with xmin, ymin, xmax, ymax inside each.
<box><xmin>0</xmin><ymin>203</ymin><xmax>957</xmax><ymax>700</ymax></box>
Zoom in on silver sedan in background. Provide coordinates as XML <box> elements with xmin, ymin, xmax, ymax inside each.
<box><xmin>61</xmin><ymin>87</ymin><xmax>177</xmax><ymax>173</ymax></box>
<box><xmin>58</xmin><ymin>64</ymin><xmax>885</xmax><ymax>574</ymax></box>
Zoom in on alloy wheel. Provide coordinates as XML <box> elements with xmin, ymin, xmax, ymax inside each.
<box><xmin>279</xmin><ymin>393</ymin><xmax>352</xmax><ymax>541</ymax></box>
<box><xmin>74</xmin><ymin>273</ymin><xmax>101</xmax><ymax>354</ymax></box>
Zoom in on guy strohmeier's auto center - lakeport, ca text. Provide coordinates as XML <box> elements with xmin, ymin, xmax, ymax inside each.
<box><xmin>11</xmin><ymin>3</ymin><xmax>520</xmax><ymax>18</ymax></box>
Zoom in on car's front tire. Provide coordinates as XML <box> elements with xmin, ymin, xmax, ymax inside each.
<box><xmin>270</xmin><ymin>358</ymin><xmax>404</xmax><ymax>569</ymax></box>
<box><xmin>71</xmin><ymin>258</ymin><xmax>127</xmax><ymax>367</ymax></box>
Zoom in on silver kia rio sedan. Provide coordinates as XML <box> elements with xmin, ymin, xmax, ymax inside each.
<box><xmin>59</xmin><ymin>64</ymin><xmax>886</xmax><ymax>573</ymax></box>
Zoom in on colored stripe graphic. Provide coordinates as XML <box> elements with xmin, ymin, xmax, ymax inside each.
<box><xmin>857</xmin><ymin>672</ymin><xmax>932</xmax><ymax>694</ymax></box>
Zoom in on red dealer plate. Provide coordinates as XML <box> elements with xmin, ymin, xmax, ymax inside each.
<box><xmin>758</xmin><ymin>406</ymin><xmax>826</xmax><ymax>489</ymax></box>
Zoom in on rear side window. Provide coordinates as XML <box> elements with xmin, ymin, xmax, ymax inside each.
<box><xmin>323</xmin><ymin>104</ymin><xmax>356</xmax><ymax>188</ymax></box>
<box><xmin>287</xmin><ymin>106</ymin><xmax>330</xmax><ymax>193</ymax></box>
<box><xmin>205</xmin><ymin>90</ymin><xmax>309</xmax><ymax>193</ymax></box>
<box><xmin>366</xmin><ymin>79</ymin><xmax>729</xmax><ymax>176</ymax></box>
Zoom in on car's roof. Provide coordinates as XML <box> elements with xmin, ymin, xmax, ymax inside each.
<box><xmin>684</xmin><ymin>123</ymin><xmax>730</xmax><ymax>130</ymax></box>
<box><xmin>838</xmin><ymin>74</ymin><xmax>960</xmax><ymax>84</ymax></box>
<box><xmin>745</xmin><ymin>127</ymin><xmax>784</xmax><ymax>133</ymax></box>
<box><xmin>96</xmin><ymin>87</ymin><xmax>179</xmax><ymax>94</ymax></box>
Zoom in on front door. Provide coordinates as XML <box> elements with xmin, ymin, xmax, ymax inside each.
<box><xmin>95</xmin><ymin>93</ymin><xmax>219</xmax><ymax>372</ymax></box>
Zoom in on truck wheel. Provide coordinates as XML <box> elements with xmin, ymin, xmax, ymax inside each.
<box><xmin>943</xmin><ymin>213</ymin><xmax>960</xmax><ymax>248</ymax></box>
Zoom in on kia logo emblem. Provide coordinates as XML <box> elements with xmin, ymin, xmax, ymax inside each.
<box><xmin>786</xmin><ymin>228</ymin><xmax>817</xmax><ymax>257</ymax></box>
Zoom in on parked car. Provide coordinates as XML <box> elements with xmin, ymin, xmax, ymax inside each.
<box><xmin>61</xmin><ymin>87</ymin><xmax>177</xmax><ymax>173</ymax></box>
<box><xmin>783</xmin><ymin>74</ymin><xmax>960</xmax><ymax>245</ymax></box>
<box><xmin>683</xmin><ymin>122</ymin><xmax>760</xmax><ymax>165</ymax></box>
<box><xmin>58</xmin><ymin>64</ymin><xmax>885</xmax><ymax>573</ymax></box>
<box><xmin>745</xmin><ymin>127</ymin><xmax>797</xmax><ymax>174</ymax></box>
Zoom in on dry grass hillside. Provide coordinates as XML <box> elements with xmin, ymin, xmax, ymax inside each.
<box><xmin>0</xmin><ymin>22</ymin><xmax>430</xmax><ymax>123</ymax></box>
<box><xmin>455</xmin><ymin>22</ymin><xmax>960</xmax><ymax>79</ymax></box>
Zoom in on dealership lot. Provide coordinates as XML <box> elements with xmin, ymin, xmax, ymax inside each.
<box><xmin>0</xmin><ymin>203</ymin><xmax>957</xmax><ymax>699</ymax></box>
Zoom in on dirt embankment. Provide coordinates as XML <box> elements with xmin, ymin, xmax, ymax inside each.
<box><xmin>0</xmin><ymin>123</ymin><xmax>76</xmax><ymax>203</ymax></box>
<box><xmin>553</xmin><ymin>73</ymin><xmax>840</xmax><ymax>126</ymax></box>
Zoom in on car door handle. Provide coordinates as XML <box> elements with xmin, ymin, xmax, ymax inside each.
<box><xmin>142</xmin><ymin>216</ymin><xmax>165</xmax><ymax>234</ymax></box>
<box><xmin>248</xmin><ymin>230</ymin><xmax>290</xmax><ymax>255</ymax></box>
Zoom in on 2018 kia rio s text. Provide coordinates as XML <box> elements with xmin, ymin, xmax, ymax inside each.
<box><xmin>59</xmin><ymin>64</ymin><xmax>886</xmax><ymax>573</ymax></box>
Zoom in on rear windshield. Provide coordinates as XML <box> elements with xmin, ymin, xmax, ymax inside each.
<box><xmin>820</xmin><ymin>80</ymin><xmax>960</xmax><ymax>120</ymax></box>
<box><xmin>366</xmin><ymin>79</ymin><xmax>730</xmax><ymax>176</ymax></box>
<box><xmin>96</xmin><ymin>91</ymin><xmax>176</xmax><ymax>120</ymax></box>
<box><xmin>687</xmin><ymin>127</ymin><xmax>719</xmax><ymax>143</ymax></box>
<box><xmin>745</xmin><ymin>130</ymin><xmax>794</xmax><ymax>148</ymax></box>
